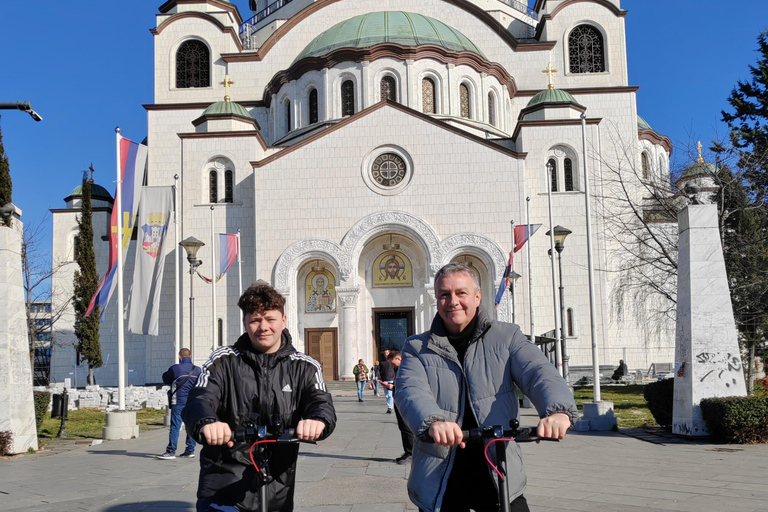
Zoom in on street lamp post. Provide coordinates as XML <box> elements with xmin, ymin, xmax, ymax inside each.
<box><xmin>510</xmin><ymin>270</ymin><xmax>522</xmax><ymax>325</ymax></box>
<box><xmin>179</xmin><ymin>237</ymin><xmax>204</xmax><ymax>360</ymax></box>
<box><xmin>547</xmin><ymin>225</ymin><xmax>572</xmax><ymax>385</ymax></box>
<box><xmin>0</xmin><ymin>101</ymin><xmax>43</xmax><ymax>121</ymax></box>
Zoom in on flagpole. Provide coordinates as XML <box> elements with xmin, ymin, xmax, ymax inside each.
<box><xmin>510</xmin><ymin>220</ymin><xmax>515</xmax><ymax>324</ymax></box>
<box><xmin>582</xmin><ymin>112</ymin><xmax>601</xmax><ymax>401</ymax></box>
<box><xmin>526</xmin><ymin>197</ymin><xmax>535</xmax><ymax>346</ymax></box>
<box><xmin>236</xmin><ymin>228</ymin><xmax>243</xmax><ymax>299</ymax></box>
<box><xmin>546</xmin><ymin>162</ymin><xmax>564</xmax><ymax>376</ymax></box>
<box><xmin>210</xmin><ymin>205</ymin><xmax>216</xmax><ymax>354</ymax></box>
<box><xmin>115</xmin><ymin>127</ymin><xmax>126</xmax><ymax>411</ymax></box>
<box><xmin>173</xmin><ymin>174</ymin><xmax>180</xmax><ymax>359</ymax></box>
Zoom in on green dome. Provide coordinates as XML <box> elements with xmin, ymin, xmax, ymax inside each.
<box><xmin>202</xmin><ymin>100</ymin><xmax>252</xmax><ymax>119</ymax></box>
<box><xmin>295</xmin><ymin>11</ymin><xmax>486</xmax><ymax>62</ymax></box>
<box><xmin>67</xmin><ymin>183</ymin><xmax>113</xmax><ymax>202</ymax></box>
<box><xmin>637</xmin><ymin>115</ymin><xmax>653</xmax><ymax>132</ymax></box>
<box><xmin>526</xmin><ymin>88</ymin><xmax>585</xmax><ymax>109</ymax></box>
<box><xmin>681</xmin><ymin>160</ymin><xmax>717</xmax><ymax>179</ymax></box>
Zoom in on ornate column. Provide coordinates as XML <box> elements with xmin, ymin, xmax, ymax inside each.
<box><xmin>425</xmin><ymin>284</ymin><xmax>437</xmax><ymax>324</ymax></box>
<box><xmin>278</xmin><ymin>288</ymin><xmax>298</xmax><ymax>351</ymax></box>
<box><xmin>335</xmin><ymin>286</ymin><xmax>360</xmax><ymax>381</ymax></box>
<box><xmin>405</xmin><ymin>59</ymin><xmax>414</xmax><ymax>108</ymax></box>
<box><xmin>361</xmin><ymin>61</ymin><xmax>370</xmax><ymax>109</ymax></box>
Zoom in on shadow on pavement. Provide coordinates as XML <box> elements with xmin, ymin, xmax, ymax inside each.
<box><xmin>301</xmin><ymin>452</ymin><xmax>394</xmax><ymax>463</ymax></box>
<box><xmin>101</xmin><ymin>500</ymin><xmax>194</xmax><ymax>511</ymax></box>
<box><xmin>86</xmin><ymin>449</ymin><xmax>166</xmax><ymax>459</ymax></box>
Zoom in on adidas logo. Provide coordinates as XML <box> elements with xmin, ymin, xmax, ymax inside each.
<box><xmin>282</xmin><ymin>384</ymin><xmax>292</xmax><ymax>392</ymax></box>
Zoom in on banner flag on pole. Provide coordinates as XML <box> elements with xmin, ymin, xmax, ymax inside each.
<box><xmin>128</xmin><ymin>186</ymin><xmax>174</xmax><ymax>336</ymax></box>
<box><xmin>494</xmin><ymin>223</ymin><xmax>543</xmax><ymax>308</ymax></box>
<box><xmin>218</xmin><ymin>233</ymin><xmax>239</xmax><ymax>280</ymax></box>
<box><xmin>86</xmin><ymin>137</ymin><xmax>147</xmax><ymax>320</ymax></box>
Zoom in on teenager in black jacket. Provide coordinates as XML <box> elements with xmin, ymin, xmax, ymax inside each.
<box><xmin>184</xmin><ymin>284</ymin><xmax>336</xmax><ymax>512</ymax></box>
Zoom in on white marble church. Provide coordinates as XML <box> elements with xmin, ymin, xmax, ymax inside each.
<box><xmin>50</xmin><ymin>0</ymin><xmax>676</xmax><ymax>385</ymax></box>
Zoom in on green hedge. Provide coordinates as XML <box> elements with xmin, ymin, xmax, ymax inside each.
<box><xmin>643</xmin><ymin>378</ymin><xmax>674</xmax><ymax>427</ymax></box>
<box><xmin>33</xmin><ymin>391</ymin><xmax>51</xmax><ymax>432</ymax></box>
<box><xmin>700</xmin><ymin>396</ymin><xmax>768</xmax><ymax>444</ymax></box>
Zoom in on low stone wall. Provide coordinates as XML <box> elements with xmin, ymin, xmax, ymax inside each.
<box><xmin>34</xmin><ymin>384</ymin><xmax>169</xmax><ymax>411</ymax></box>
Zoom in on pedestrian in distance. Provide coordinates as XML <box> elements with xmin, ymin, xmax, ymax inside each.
<box><xmin>611</xmin><ymin>359</ymin><xmax>629</xmax><ymax>381</ymax></box>
<box><xmin>156</xmin><ymin>347</ymin><xmax>201</xmax><ymax>460</ymax></box>
<box><xmin>183</xmin><ymin>283</ymin><xmax>336</xmax><ymax>512</ymax></box>
<box><xmin>385</xmin><ymin>350</ymin><xmax>414</xmax><ymax>465</ymax></box>
<box><xmin>370</xmin><ymin>360</ymin><xmax>382</xmax><ymax>396</ymax></box>
<box><xmin>353</xmin><ymin>359</ymin><xmax>369</xmax><ymax>402</ymax></box>
<box><xmin>379</xmin><ymin>348</ymin><xmax>395</xmax><ymax>413</ymax></box>
<box><xmin>395</xmin><ymin>263</ymin><xmax>578</xmax><ymax>512</ymax></box>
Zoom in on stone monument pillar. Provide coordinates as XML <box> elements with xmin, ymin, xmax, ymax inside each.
<box><xmin>0</xmin><ymin>206</ymin><xmax>39</xmax><ymax>453</ymax></box>
<box><xmin>336</xmin><ymin>286</ymin><xmax>359</xmax><ymax>381</ymax></box>
<box><xmin>673</xmin><ymin>204</ymin><xmax>747</xmax><ymax>436</ymax></box>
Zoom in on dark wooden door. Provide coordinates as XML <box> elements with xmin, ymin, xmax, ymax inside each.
<box><xmin>305</xmin><ymin>328</ymin><xmax>338</xmax><ymax>381</ymax></box>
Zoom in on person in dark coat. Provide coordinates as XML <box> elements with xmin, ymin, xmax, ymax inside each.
<box><xmin>379</xmin><ymin>349</ymin><xmax>396</xmax><ymax>413</ymax></box>
<box><xmin>157</xmin><ymin>347</ymin><xmax>200</xmax><ymax>460</ymax></box>
<box><xmin>183</xmin><ymin>284</ymin><xmax>336</xmax><ymax>512</ymax></box>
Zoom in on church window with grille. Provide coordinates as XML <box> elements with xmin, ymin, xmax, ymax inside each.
<box><xmin>371</xmin><ymin>153</ymin><xmax>406</xmax><ymax>188</ymax></box>
<box><xmin>381</xmin><ymin>76</ymin><xmax>396</xmax><ymax>102</ymax></box>
<box><xmin>548</xmin><ymin>159</ymin><xmax>558</xmax><ymax>192</ymax></box>
<box><xmin>564</xmin><ymin>158</ymin><xmax>574</xmax><ymax>191</ymax></box>
<box><xmin>568</xmin><ymin>25</ymin><xmax>605</xmax><ymax>74</ymax></box>
<box><xmin>641</xmin><ymin>152</ymin><xmax>650</xmax><ymax>179</ymax></box>
<box><xmin>341</xmin><ymin>80</ymin><xmax>355</xmax><ymax>116</ymax></box>
<box><xmin>284</xmin><ymin>99</ymin><xmax>291</xmax><ymax>134</ymax></box>
<box><xmin>209</xmin><ymin>170</ymin><xmax>218</xmax><ymax>203</ymax></box>
<box><xmin>460</xmin><ymin>84</ymin><xmax>470</xmax><ymax>118</ymax></box>
<box><xmin>224</xmin><ymin>170</ymin><xmax>233</xmax><ymax>203</ymax></box>
<box><xmin>218</xmin><ymin>318</ymin><xmax>223</xmax><ymax>347</ymax></box>
<box><xmin>422</xmin><ymin>78</ymin><xmax>436</xmax><ymax>114</ymax></box>
<box><xmin>309</xmin><ymin>89</ymin><xmax>318</xmax><ymax>124</ymax></box>
<box><xmin>176</xmin><ymin>40</ymin><xmax>210</xmax><ymax>88</ymax></box>
<box><xmin>567</xmin><ymin>308</ymin><xmax>575</xmax><ymax>337</ymax></box>
<box><xmin>488</xmin><ymin>93</ymin><xmax>496</xmax><ymax>126</ymax></box>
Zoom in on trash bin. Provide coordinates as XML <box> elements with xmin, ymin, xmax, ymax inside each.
<box><xmin>52</xmin><ymin>391</ymin><xmax>69</xmax><ymax>419</ymax></box>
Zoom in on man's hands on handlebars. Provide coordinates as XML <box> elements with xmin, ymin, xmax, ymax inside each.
<box><xmin>428</xmin><ymin>421</ymin><xmax>465</xmax><ymax>448</ymax></box>
<box><xmin>536</xmin><ymin>412</ymin><xmax>571</xmax><ymax>440</ymax></box>
<box><xmin>201</xmin><ymin>419</ymin><xmax>326</xmax><ymax>446</ymax></box>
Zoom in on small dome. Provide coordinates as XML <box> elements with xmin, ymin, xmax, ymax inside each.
<box><xmin>295</xmin><ymin>11</ymin><xmax>486</xmax><ymax>62</ymax></box>
<box><xmin>637</xmin><ymin>115</ymin><xmax>653</xmax><ymax>132</ymax></box>
<box><xmin>680</xmin><ymin>160</ymin><xmax>717</xmax><ymax>180</ymax></box>
<box><xmin>202</xmin><ymin>100</ymin><xmax>252</xmax><ymax>120</ymax></box>
<box><xmin>526</xmin><ymin>88</ymin><xmax>584</xmax><ymax>109</ymax></box>
<box><xmin>66</xmin><ymin>183</ymin><xmax>113</xmax><ymax>202</ymax></box>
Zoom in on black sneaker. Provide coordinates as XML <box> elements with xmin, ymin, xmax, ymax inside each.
<box><xmin>178</xmin><ymin>451</ymin><xmax>195</xmax><ymax>459</ymax></box>
<box><xmin>396</xmin><ymin>454</ymin><xmax>412</xmax><ymax>464</ymax></box>
<box><xmin>386</xmin><ymin>408</ymin><xmax>392</xmax><ymax>414</ymax></box>
<box><xmin>156</xmin><ymin>452</ymin><xmax>175</xmax><ymax>460</ymax></box>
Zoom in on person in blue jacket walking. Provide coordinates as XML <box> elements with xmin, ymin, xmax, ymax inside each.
<box><xmin>157</xmin><ymin>348</ymin><xmax>201</xmax><ymax>460</ymax></box>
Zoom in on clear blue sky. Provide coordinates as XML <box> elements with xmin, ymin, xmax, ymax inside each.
<box><xmin>1</xmin><ymin>0</ymin><xmax>766</xmax><ymax>272</ymax></box>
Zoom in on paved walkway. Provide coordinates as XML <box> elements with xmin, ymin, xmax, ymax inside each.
<box><xmin>2</xmin><ymin>392</ymin><xmax>768</xmax><ymax>511</ymax></box>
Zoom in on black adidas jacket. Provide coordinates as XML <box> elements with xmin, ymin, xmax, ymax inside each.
<box><xmin>183</xmin><ymin>330</ymin><xmax>336</xmax><ymax>511</ymax></box>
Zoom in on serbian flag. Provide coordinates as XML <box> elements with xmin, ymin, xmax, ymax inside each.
<box><xmin>217</xmin><ymin>233</ymin><xmax>239</xmax><ymax>280</ymax></box>
<box><xmin>494</xmin><ymin>224</ymin><xmax>542</xmax><ymax>307</ymax></box>
<box><xmin>85</xmin><ymin>137</ymin><xmax>148</xmax><ymax>321</ymax></box>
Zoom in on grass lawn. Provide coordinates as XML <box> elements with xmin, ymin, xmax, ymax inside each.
<box><xmin>573</xmin><ymin>384</ymin><xmax>656</xmax><ymax>428</ymax></box>
<box><xmin>38</xmin><ymin>408</ymin><xmax>167</xmax><ymax>446</ymax></box>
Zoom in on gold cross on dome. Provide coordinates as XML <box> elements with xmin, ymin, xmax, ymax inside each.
<box><xmin>697</xmin><ymin>141</ymin><xmax>704</xmax><ymax>163</ymax></box>
<box><xmin>542</xmin><ymin>63</ymin><xmax>558</xmax><ymax>89</ymax></box>
<box><xmin>219</xmin><ymin>75</ymin><xmax>235</xmax><ymax>101</ymax></box>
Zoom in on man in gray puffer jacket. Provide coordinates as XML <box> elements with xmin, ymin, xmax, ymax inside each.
<box><xmin>394</xmin><ymin>263</ymin><xmax>577</xmax><ymax>512</ymax></box>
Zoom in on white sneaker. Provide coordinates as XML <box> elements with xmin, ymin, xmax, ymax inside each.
<box><xmin>156</xmin><ymin>452</ymin><xmax>176</xmax><ymax>460</ymax></box>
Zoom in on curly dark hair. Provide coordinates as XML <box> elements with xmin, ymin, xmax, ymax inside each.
<box><xmin>238</xmin><ymin>283</ymin><xmax>286</xmax><ymax>315</ymax></box>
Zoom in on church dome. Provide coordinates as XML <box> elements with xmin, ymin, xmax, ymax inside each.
<box><xmin>637</xmin><ymin>115</ymin><xmax>653</xmax><ymax>132</ymax></box>
<box><xmin>680</xmin><ymin>160</ymin><xmax>717</xmax><ymax>180</ymax></box>
<box><xmin>202</xmin><ymin>100</ymin><xmax>252</xmax><ymax>120</ymax></box>
<box><xmin>526</xmin><ymin>88</ymin><xmax>584</xmax><ymax>109</ymax></box>
<box><xmin>66</xmin><ymin>183</ymin><xmax>113</xmax><ymax>202</ymax></box>
<box><xmin>294</xmin><ymin>11</ymin><xmax>486</xmax><ymax>62</ymax></box>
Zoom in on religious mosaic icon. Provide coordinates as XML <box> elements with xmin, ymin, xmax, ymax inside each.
<box><xmin>373</xmin><ymin>251</ymin><xmax>412</xmax><ymax>288</ymax></box>
<box><xmin>306</xmin><ymin>271</ymin><xmax>336</xmax><ymax>313</ymax></box>
<box><xmin>370</xmin><ymin>153</ymin><xmax>406</xmax><ymax>187</ymax></box>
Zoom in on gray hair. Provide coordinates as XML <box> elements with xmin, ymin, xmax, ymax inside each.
<box><xmin>434</xmin><ymin>263</ymin><xmax>480</xmax><ymax>292</ymax></box>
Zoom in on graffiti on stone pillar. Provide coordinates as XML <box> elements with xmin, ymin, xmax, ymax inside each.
<box><xmin>696</xmin><ymin>352</ymin><xmax>742</xmax><ymax>387</ymax></box>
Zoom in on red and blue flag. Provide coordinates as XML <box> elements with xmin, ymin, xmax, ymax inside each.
<box><xmin>218</xmin><ymin>233</ymin><xmax>239</xmax><ymax>280</ymax></box>
<box><xmin>494</xmin><ymin>224</ymin><xmax>542</xmax><ymax>307</ymax></box>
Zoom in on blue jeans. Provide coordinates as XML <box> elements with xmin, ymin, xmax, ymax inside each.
<box><xmin>166</xmin><ymin>403</ymin><xmax>196</xmax><ymax>454</ymax></box>
<box><xmin>357</xmin><ymin>380</ymin><xmax>366</xmax><ymax>400</ymax></box>
<box><xmin>373</xmin><ymin>380</ymin><xmax>380</xmax><ymax>396</ymax></box>
<box><xmin>384</xmin><ymin>382</ymin><xmax>394</xmax><ymax>409</ymax></box>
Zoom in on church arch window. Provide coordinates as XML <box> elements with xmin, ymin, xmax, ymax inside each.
<box><xmin>361</xmin><ymin>145</ymin><xmax>414</xmax><ymax>196</ymax></box>
<box><xmin>224</xmin><ymin>170</ymin><xmax>233</xmax><ymax>203</ymax></box>
<box><xmin>209</xmin><ymin>170</ymin><xmax>218</xmax><ymax>203</ymax></box>
<box><xmin>283</xmin><ymin>98</ymin><xmax>291</xmax><ymax>135</ymax></box>
<box><xmin>548</xmin><ymin>158</ymin><xmax>558</xmax><ymax>192</ymax></box>
<box><xmin>422</xmin><ymin>76</ymin><xmax>437</xmax><ymax>114</ymax></box>
<box><xmin>309</xmin><ymin>88</ymin><xmax>319</xmax><ymax>124</ymax></box>
<box><xmin>564</xmin><ymin>158</ymin><xmax>574</xmax><ymax>191</ymax></box>
<box><xmin>380</xmin><ymin>76</ymin><xmax>397</xmax><ymax>102</ymax></box>
<box><xmin>217</xmin><ymin>318</ymin><xmax>223</xmax><ymax>347</ymax></box>
<box><xmin>488</xmin><ymin>92</ymin><xmax>496</xmax><ymax>127</ymax></box>
<box><xmin>176</xmin><ymin>39</ymin><xmax>211</xmax><ymax>88</ymax></box>
<box><xmin>568</xmin><ymin>24</ymin><xmax>606</xmax><ymax>74</ymax></box>
<box><xmin>341</xmin><ymin>80</ymin><xmax>355</xmax><ymax>116</ymax></box>
<box><xmin>566</xmin><ymin>308</ymin><xmax>575</xmax><ymax>337</ymax></box>
<box><xmin>641</xmin><ymin>152</ymin><xmax>650</xmax><ymax>180</ymax></box>
<box><xmin>459</xmin><ymin>83</ymin><xmax>471</xmax><ymax>119</ymax></box>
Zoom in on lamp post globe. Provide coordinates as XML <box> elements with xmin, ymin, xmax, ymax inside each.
<box><xmin>546</xmin><ymin>225</ymin><xmax>572</xmax><ymax>386</ymax></box>
<box><xmin>179</xmin><ymin>237</ymin><xmax>204</xmax><ymax>359</ymax></box>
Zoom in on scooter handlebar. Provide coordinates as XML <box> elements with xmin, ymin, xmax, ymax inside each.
<box><xmin>420</xmin><ymin>425</ymin><xmax>559</xmax><ymax>444</ymax></box>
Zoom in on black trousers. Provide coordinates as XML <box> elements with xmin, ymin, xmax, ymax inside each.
<box><xmin>393</xmin><ymin>404</ymin><xmax>414</xmax><ymax>455</ymax></box>
<box><xmin>419</xmin><ymin>495</ymin><xmax>529</xmax><ymax>512</ymax></box>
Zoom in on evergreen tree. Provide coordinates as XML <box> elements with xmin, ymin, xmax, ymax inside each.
<box><xmin>721</xmin><ymin>30</ymin><xmax>768</xmax><ymax>200</ymax></box>
<box><xmin>73</xmin><ymin>166</ymin><xmax>102</xmax><ymax>385</ymax></box>
<box><xmin>0</xmin><ymin>117</ymin><xmax>13</xmax><ymax>208</ymax></box>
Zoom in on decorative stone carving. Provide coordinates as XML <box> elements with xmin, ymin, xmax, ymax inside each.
<box><xmin>440</xmin><ymin>233</ymin><xmax>506</xmax><ymax>281</ymax></box>
<box><xmin>274</xmin><ymin>239</ymin><xmax>343</xmax><ymax>289</ymax></box>
<box><xmin>335</xmin><ymin>286</ymin><xmax>360</xmax><ymax>308</ymax></box>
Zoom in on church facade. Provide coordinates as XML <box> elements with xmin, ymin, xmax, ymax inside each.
<box><xmin>51</xmin><ymin>0</ymin><xmax>675</xmax><ymax>385</ymax></box>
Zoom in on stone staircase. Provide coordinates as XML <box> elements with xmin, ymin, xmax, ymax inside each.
<box><xmin>324</xmin><ymin>380</ymin><xmax>358</xmax><ymax>396</ymax></box>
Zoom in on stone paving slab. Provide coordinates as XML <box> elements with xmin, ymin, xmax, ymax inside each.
<box><xmin>2</xmin><ymin>394</ymin><xmax>768</xmax><ymax>511</ymax></box>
